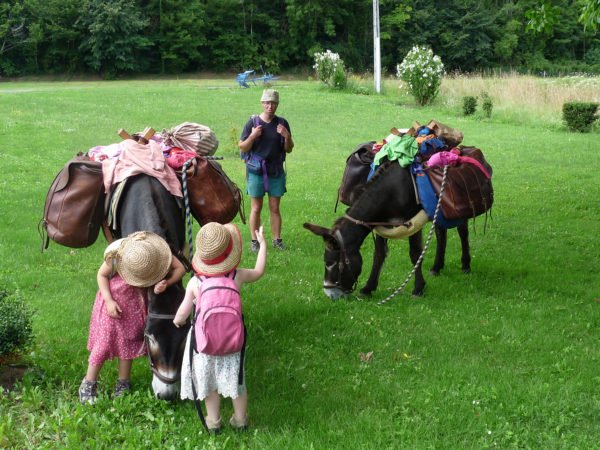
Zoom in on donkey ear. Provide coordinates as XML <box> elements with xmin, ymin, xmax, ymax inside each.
<box><xmin>303</xmin><ymin>223</ymin><xmax>332</xmax><ymax>237</ymax></box>
<box><xmin>303</xmin><ymin>223</ymin><xmax>338</xmax><ymax>249</ymax></box>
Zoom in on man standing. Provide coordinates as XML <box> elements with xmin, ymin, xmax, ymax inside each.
<box><xmin>239</xmin><ymin>89</ymin><xmax>294</xmax><ymax>252</ymax></box>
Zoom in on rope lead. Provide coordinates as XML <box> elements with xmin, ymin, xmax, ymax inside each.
<box><xmin>377</xmin><ymin>164</ymin><xmax>450</xmax><ymax>306</ymax></box>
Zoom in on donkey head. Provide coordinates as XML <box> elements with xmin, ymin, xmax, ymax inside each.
<box><xmin>145</xmin><ymin>283</ymin><xmax>190</xmax><ymax>399</ymax></box>
<box><xmin>303</xmin><ymin>223</ymin><xmax>363</xmax><ymax>299</ymax></box>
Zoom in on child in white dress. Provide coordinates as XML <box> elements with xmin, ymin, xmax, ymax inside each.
<box><xmin>174</xmin><ymin>223</ymin><xmax>266</xmax><ymax>434</ymax></box>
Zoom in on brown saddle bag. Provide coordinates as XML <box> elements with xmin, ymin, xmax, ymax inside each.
<box><xmin>425</xmin><ymin>146</ymin><xmax>493</xmax><ymax>221</ymax></box>
<box><xmin>40</xmin><ymin>153</ymin><xmax>106</xmax><ymax>250</ymax></box>
<box><xmin>336</xmin><ymin>141</ymin><xmax>376</xmax><ymax>210</ymax></box>
<box><xmin>178</xmin><ymin>156</ymin><xmax>245</xmax><ymax>225</ymax></box>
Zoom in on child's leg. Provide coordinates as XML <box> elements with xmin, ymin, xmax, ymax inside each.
<box><xmin>117</xmin><ymin>358</ymin><xmax>133</xmax><ymax>380</ymax></box>
<box><xmin>204</xmin><ymin>390</ymin><xmax>221</xmax><ymax>421</ymax></box>
<box><xmin>85</xmin><ymin>363</ymin><xmax>103</xmax><ymax>381</ymax></box>
<box><xmin>231</xmin><ymin>391</ymin><xmax>248</xmax><ymax>422</ymax></box>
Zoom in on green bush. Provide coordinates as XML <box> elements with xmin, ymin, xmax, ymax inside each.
<box><xmin>562</xmin><ymin>102</ymin><xmax>599</xmax><ymax>133</ymax></box>
<box><xmin>462</xmin><ymin>96</ymin><xmax>477</xmax><ymax>116</ymax></box>
<box><xmin>331</xmin><ymin>63</ymin><xmax>347</xmax><ymax>90</ymax></box>
<box><xmin>481</xmin><ymin>91</ymin><xmax>493</xmax><ymax>118</ymax></box>
<box><xmin>0</xmin><ymin>281</ymin><xmax>34</xmax><ymax>359</ymax></box>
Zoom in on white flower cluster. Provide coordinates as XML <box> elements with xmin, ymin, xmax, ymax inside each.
<box><xmin>313</xmin><ymin>49</ymin><xmax>342</xmax><ymax>71</ymax></box>
<box><xmin>395</xmin><ymin>46</ymin><xmax>445</xmax><ymax>105</ymax></box>
<box><xmin>313</xmin><ymin>49</ymin><xmax>346</xmax><ymax>88</ymax></box>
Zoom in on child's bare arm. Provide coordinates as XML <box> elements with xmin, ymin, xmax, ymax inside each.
<box><xmin>154</xmin><ymin>255</ymin><xmax>186</xmax><ymax>294</ymax></box>
<box><xmin>237</xmin><ymin>227</ymin><xmax>267</xmax><ymax>284</ymax></box>
<box><xmin>98</xmin><ymin>261</ymin><xmax>121</xmax><ymax>319</ymax></box>
<box><xmin>173</xmin><ymin>278</ymin><xmax>197</xmax><ymax>327</ymax></box>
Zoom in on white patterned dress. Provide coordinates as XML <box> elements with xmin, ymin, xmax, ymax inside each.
<box><xmin>180</xmin><ymin>275</ymin><xmax>246</xmax><ymax>401</ymax></box>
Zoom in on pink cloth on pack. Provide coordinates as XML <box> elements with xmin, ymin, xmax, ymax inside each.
<box><xmin>102</xmin><ymin>139</ymin><xmax>183</xmax><ymax>197</ymax></box>
<box><xmin>427</xmin><ymin>150</ymin><xmax>491</xmax><ymax>179</ymax></box>
<box><xmin>88</xmin><ymin>143</ymin><xmax>124</xmax><ymax>162</ymax></box>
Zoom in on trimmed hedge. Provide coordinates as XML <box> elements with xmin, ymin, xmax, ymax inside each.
<box><xmin>562</xmin><ymin>102</ymin><xmax>599</xmax><ymax>133</ymax></box>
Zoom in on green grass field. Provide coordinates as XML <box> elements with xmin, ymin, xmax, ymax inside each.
<box><xmin>1</xmin><ymin>77</ymin><xmax>599</xmax><ymax>448</ymax></box>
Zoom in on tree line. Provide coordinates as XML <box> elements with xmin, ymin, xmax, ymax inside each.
<box><xmin>1</xmin><ymin>0</ymin><xmax>599</xmax><ymax>79</ymax></box>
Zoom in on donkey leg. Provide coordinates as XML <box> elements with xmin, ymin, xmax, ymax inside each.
<box><xmin>430</xmin><ymin>226</ymin><xmax>447</xmax><ymax>276</ymax></box>
<box><xmin>360</xmin><ymin>235</ymin><xmax>388</xmax><ymax>296</ymax></box>
<box><xmin>409</xmin><ymin>231</ymin><xmax>426</xmax><ymax>296</ymax></box>
<box><xmin>457</xmin><ymin>221</ymin><xmax>471</xmax><ymax>274</ymax></box>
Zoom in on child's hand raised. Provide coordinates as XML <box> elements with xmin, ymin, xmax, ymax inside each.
<box><xmin>255</xmin><ymin>226</ymin><xmax>265</xmax><ymax>246</ymax></box>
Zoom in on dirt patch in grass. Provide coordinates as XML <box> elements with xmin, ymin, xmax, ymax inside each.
<box><xmin>0</xmin><ymin>354</ymin><xmax>28</xmax><ymax>391</ymax></box>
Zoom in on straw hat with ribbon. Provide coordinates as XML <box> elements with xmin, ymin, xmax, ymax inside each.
<box><xmin>116</xmin><ymin>231</ymin><xmax>172</xmax><ymax>287</ymax></box>
<box><xmin>192</xmin><ymin>222</ymin><xmax>242</xmax><ymax>277</ymax></box>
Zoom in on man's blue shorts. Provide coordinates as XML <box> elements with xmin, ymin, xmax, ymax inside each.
<box><xmin>246</xmin><ymin>172</ymin><xmax>287</xmax><ymax>198</ymax></box>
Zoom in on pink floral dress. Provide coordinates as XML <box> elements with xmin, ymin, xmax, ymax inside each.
<box><xmin>87</xmin><ymin>273</ymin><xmax>148</xmax><ymax>366</ymax></box>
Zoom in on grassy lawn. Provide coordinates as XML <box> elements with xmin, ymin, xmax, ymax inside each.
<box><xmin>0</xmin><ymin>76</ymin><xmax>599</xmax><ymax>448</ymax></box>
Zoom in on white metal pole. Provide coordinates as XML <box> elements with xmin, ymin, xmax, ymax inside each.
<box><xmin>373</xmin><ymin>0</ymin><xmax>381</xmax><ymax>93</ymax></box>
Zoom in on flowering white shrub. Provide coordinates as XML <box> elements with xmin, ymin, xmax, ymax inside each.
<box><xmin>396</xmin><ymin>46</ymin><xmax>445</xmax><ymax>105</ymax></box>
<box><xmin>313</xmin><ymin>50</ymin><xmax>347</xmax><ymax>89</ymax></box>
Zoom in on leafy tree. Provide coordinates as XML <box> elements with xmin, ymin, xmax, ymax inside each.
<box><xmin>437</xmin><ymin>0</ymin><xmax>496</xmax><ymax>71</ymax></box>
<box><xmin>379</xmin><ymin>0</ymin><xmax>412</xmax><ymax>69</ymax></box>
<box><xmin>144</xmin><ymin>0</ymin><xmax>206</xmax><ymax>73</ymax></box>
<box><xmin>527</xmin><ymin>0</ymin><xmax>600</xmax><ymax>32</ymax></box>
<box><xmin>0</xmin><ymin>1</ymin><xmax>30</xmax><ymax>75</ymax></box>
<box><xmin>77</xmin><ymin>0</ymin><xmax>151</xmax><ymax>77</ymax></box>
<box><xmin>580</xmin><ymin>0</ymin><xmax>600</xmax><ymax>30</ymax></box>
<box><xmin>25</xmin><ymin>0</ymin><xmax>85</xmax><ymax>74</ymax></box>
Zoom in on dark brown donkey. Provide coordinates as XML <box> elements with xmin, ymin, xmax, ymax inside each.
<box><xmin>304</xmin><ymin>160</ymin><xmax>471</xmax><ymax>299</ymax></box>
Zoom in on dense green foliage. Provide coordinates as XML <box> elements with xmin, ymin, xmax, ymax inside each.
<box><xmin>0</xmin><ymin>278</ymin><xmax>34</xmax><ymax>358</ymax></box>
<box><xmin>1</xmin><ymin>0</ymin><xmax>600</xmax><ymax>77</ymax></box>
<box><xmin>562</xmin><ymin>101</ymin><xmax>600</xmax><ymax>132</ymax></box>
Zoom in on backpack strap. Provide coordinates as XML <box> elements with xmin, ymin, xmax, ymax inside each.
<box><xmin>238</xmin><ymin>316</ymin><xmax>247</xmax><ymax>385</ymax></box>
<box><xmin>189</xmin><ymin>322</ymin><xmax>209</xmax><ymax>432</ymax></box>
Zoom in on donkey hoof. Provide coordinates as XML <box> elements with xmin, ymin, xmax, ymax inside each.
<box><xmin>359</xmin><ymin>287</ymin><xmax>373</xmax><ymax>297</ymax></box>
<box><xmin>429</xmin><ymin>269</ymin><xmax>440</xmax><ymax>277</ymax></box>
<box><xmin>462</xmin><ymin>268</ymin><xmax>472</xmax><ymax>274</ymax></box>
<box><xmin>411</xmin><ymin>288</ymin><xmax>425</xmax><ymax>297</ymax></box>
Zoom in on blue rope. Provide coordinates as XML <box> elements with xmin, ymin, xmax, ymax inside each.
<box><xmin>182</xmin><ymin>158</ymin><xmax>195</xmax><ymax>266</ymax></box>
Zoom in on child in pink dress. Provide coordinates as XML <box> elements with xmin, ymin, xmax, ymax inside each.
<box><xmin>79</xmin><ymin>231</ymin><xmax>185</xmax><ymax>405</ymax></box>
<box><xmin>174</xmin><ymin>223</ymin><xmax>266</xmax><ymax>434</ymax></box>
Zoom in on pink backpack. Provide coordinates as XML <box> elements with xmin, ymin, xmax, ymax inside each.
<box><xmin>192</xmin><ymin>274</ymin><xmax>246</xmax><ymax>356</ymax></box>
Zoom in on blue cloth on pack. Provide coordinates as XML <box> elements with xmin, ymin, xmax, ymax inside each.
<box><xmin>410</xmin><ymin>162</ymin><xmax>463</xmax><ymax>229</ymax></box>
<box><xmin>419</xmin><ymin>137</ymin><xmax>445</xmax><ymax>158</ymax></box>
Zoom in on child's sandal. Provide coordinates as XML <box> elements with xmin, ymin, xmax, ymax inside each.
<box><xmin>229</xmin><ymin>414</ymin><xmax>248</xmax><ymax>431</ymax></box>
<box><xmin>206</xmin><ymin>416</ymin><xmax>223</xmax><ymax>435</ymax></box>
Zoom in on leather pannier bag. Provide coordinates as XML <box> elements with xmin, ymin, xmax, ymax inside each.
<box><xmin>336</xmin><ymin>141</ymin><xmax>376</xmax><ymax>210</ymax></box>
<box><xmin>425</xmin><ymin>146</ymin><xmax>493</xmax><ymax>221</ymax></box>
<box><xmin>40</xmin><ymin>153</ymin><xmax>105</xmax><ymax>250</ymax></box>
<box><xmin>178</xmin><ymin>156</ymin><xmax>245</xmax><ymax>225</ymax></box>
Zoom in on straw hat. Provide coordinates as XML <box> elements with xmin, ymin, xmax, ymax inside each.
<box><xmin>116</xmin><ymin>231</ymin><xmax>172</xmax><ymax>287</ymax></box>
<box><xmin>261</xmin><ymin>89</ymin><xmax>279</xmax><ymax>103</ymax></box>
<box><xmin>192</xmin><ymin>222</ymin><xmax>242</xmax><ymax>276</ymax></box>
<box><xmin>103</xmin><ymin>238</ymin><xmax>124</xmax><ymax>264</ymax></box>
